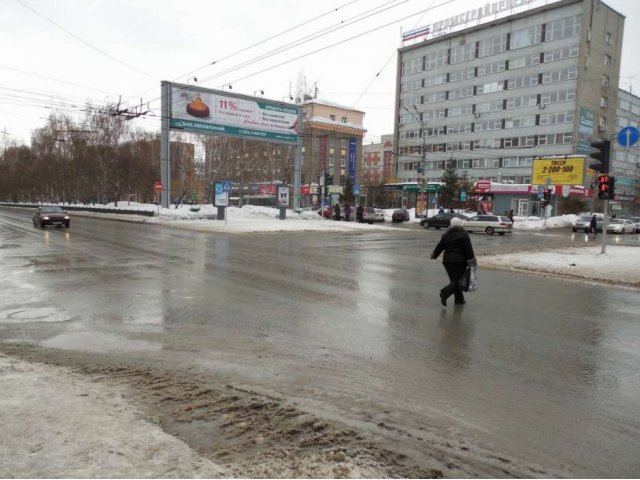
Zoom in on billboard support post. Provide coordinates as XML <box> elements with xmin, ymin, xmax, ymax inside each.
<box><xmin>160</xmin><ymin>81</ymin><xmax>171</xmax><ymax>209</ymax></box>
<box><xmin>293</xmin><ymin>108</ymin><xmax>302</xmax><ymax>210</ymax></box>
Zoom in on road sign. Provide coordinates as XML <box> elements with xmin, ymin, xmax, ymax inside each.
<box><xmin>617</xmin><ymin>126</ymin><xmax>639</xmax><ymax>147</ymax></box>
<box><xmin>214</xmin><ymin>181</ymin><xmax>232</xmax><ymax>194</ymax></box>
<box><xmin>153</xmin><ymin>181</ymin><xmax>163</xmax><ymax>192</ymax></box>
<box><xmin>353</xmin><ymin>185</ymin><xmax>360</xmax><ymax>195</ymax></box>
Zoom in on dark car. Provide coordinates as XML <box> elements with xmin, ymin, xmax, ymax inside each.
<box><xmin>33</xmin><ymin>206</ymin><xmax>70</xmax><ymax>228</ymax></box>
<box><xmin>391</xmin><ymin>209</ymin><xmax>410</xmax><ymax>223</ymax></box>
<box><xmin>420</xmin><ymin>212</ymin><xmax>469</xmax><ymax>229</ymax></box>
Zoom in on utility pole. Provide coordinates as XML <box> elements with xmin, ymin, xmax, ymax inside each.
<box><xmin>403</xmin><ymin>104</ymin><xmax>426</xmax><ymax>211</ymax></box>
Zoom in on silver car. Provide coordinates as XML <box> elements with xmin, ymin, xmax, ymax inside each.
<box><xmin>461</xmin><ymin>214</ymin><xmax>513</xmax><ymax>235</ymax></box>
<box><xmin>606</xmin><ymin>218</ymin><xmax>635</xmax><ymax>234</ymax></box>
<box><xmin>572</xmin><ymin>214</ymin><xmax>602</xmax><ymax>233</ymax></box>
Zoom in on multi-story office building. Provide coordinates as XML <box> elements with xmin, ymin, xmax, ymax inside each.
<box><xmin>362</xmin><ymin>134</ymin><xmax>395</xmax><ymax>187</ymax></box>
<box><xmin>300</xmin><ymin>100</ymin><xmax>366</xmax><ymax>189</ymax></box>
<box><xmin>614</xmin><ymin>88</ymin><xmax>640</xmax><ymax>202</ymax></box>
<box><xmin>394</xmin><ymin>0</ymin><xmax>624</xmax><ymax>189</ymax></box>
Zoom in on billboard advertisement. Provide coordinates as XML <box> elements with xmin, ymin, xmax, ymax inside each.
<box><xmin>348</xmin><ymin>137</ymin><xmax>356</xmax><ymax>184</ymax></box>
<box><xmin>577</xmin><ymin>107</ymin><xmax>594</xmax><ymax>155</ymax></box>
<box><xmin>531</xmin><ymin>156</ymin><xmax>585</xmax><ymax>185</ymax></box>
<box><xmin>168</xmin><ymin>83</ymin><xmax>300</xmax><ymax>144</ymax></box>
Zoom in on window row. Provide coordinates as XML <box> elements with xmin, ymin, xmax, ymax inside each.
<box><xmin>408</xmin><ymin>157</ymin><xmax>534</xmax><ymax>172</ymax></box>
<box><xmin>397</xmin><ymin>131</ymin><xmax>573</xmax><ymax>154</ymax></box>
<box><xmin>399</xmin><ymin>89</ymin><xmax>576</xmax><ymax>124</ymax></box>
<box><xmin>399</xmin><ymin>111</ymin><xmax>574</xmax><ymax>138</ymax></box>
<box><xmin>401</xmin><ymin>14</ymin><xmax>582</xmax><ymax>76</ymax></box>
<box><xmin>402</xmin><ymin>77</ymin><xmax>577</xmax><ymax>106</ymax></box>
<box><xmin>402</xmin><ymin>48</ymin><xmax>579</xmax><ymax>92</ymax></box>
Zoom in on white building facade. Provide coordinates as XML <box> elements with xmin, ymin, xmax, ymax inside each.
<box><xmin>394</xmin><ymin>0</ymin><xmax>625</xmax><ymax>190</ymax></box>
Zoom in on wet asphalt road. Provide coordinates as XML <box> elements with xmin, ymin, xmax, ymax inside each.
<box><xmin>1</xmin><ymin>206</ymin><xmax>640</xmax><ymax>477</ymax></box>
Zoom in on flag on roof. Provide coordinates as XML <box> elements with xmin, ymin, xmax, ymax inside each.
<box><xmin>402</xmin><ymin>25</ymin><xmax>432</xmax><ymax>43</ymax></box>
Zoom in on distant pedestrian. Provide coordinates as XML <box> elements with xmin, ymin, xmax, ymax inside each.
<box><xmin>431</xmin><ymin>222</ymin><xmax>476</xmax><ymax>307</ymax></box>
<box><xmin>438</xmin><ymin>206</ymin><xmax>445</xmax><ymax>214</ymax></box>
<box><xmin>333</xmin><ymin>203</ymin><xmax>341</xmax><ymax>221</ymax></box>
<box><xmin>356</xmin><ymin>204</ymin><xmax>365</xmax><ymax>223</ymax></box>
<box><xmin>507</xmin><ymin>209</ymin><xmax>514</xmax><ymax>222</ymax></box>
<box><xmin>449</xmin><ymin>208</ymin><xmax>455</xmax><ymax>213</ymax></box>
<box><xmin>590</xmin><ymin>214</ymin><xmax>598</xmax><ymax>237</ymax></box>
<box><xmin>344</xmin><ymin>203</ymin><xmax>352</xmax><ymax>222</ymax></box>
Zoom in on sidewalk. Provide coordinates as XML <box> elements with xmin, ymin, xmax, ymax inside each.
<box><xmin>0</xmin><ymin>354</ymin><xmax>227</xmax><ymax>478</ymax></box>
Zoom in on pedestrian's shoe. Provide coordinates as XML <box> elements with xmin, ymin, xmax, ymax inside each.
<box><xmin>439</xmin><ymin>292</ymin><xmax>447</xmax><ymax>307</ymax></box>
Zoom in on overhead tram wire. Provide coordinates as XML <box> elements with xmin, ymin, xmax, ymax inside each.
<box><xmin>129</xmin><ymin>0</ymin><xmax>360</xmax><ymax>99</ymax></box>
<box><xmin>351</xmin><ymin>0</ymin><xmax>436</xmax><ymax>110</ymax></box>
<box><xmin>199</xmin><ymin>0</ymin><xmax>456</xmax><ymax>96</ymax></box>
<box><xmin>195</xmin><ymin>0</ymin><xmax>408</xmax><ymax>86</ymax></box>
<box><xmin>141</xmin><ymin>0</ymin><xmax>454</xmax><ymax>118</ymax></box>
<box><xmin>14</xmin><ymin>0</ymin><xmax>156</xmax><ymax>81</ymax></box>
<box><xmin>139</xmin><ymin>0</ymin><xmax>409</xmax><ymax>113</ymax></box>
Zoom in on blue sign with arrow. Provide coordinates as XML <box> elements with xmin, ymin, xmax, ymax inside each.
<box><xmin>617</xmin><ymin>126</ymin><xmax>639</xmax><ymax>147</ymax></box>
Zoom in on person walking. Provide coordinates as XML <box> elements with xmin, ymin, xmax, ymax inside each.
<box><xmin>356</xmin><ymin>204</ymin><xmax>364</xmax><ymax>223</ymax></box>
<box><xmin>431</xmin><ymin>222</ymin><xmax>476</xmax><ymax>306</ymax></box>
<box><xmin>333</xmin><ymin>203</ymin><xmax>341</xmax><ymax>221</ymax></box>
<box><xmin>590</xmin><ymin>214</ymin><xmax>598</xmax><ymax>238</ymax></box>
<box><xmin>344</xmin><ymin>203</ymin><xmax>352</xmax><ymax>222</ymax></box>
<box><xmin>507</xmin><ymin>209</ymin><xmax>514</xmax><ymax>222</ymax></box>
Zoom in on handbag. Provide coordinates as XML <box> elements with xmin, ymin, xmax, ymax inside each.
<box><xmin>459</xmin><ymin>261</ymin><xmax>478</xmax><ymax>292</ymax></box>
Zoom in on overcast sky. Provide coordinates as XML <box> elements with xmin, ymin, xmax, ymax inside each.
<box><xmin>1</xmin><ymin>0</ymin><xmax>639</xmax><ymax>147</ymax></box>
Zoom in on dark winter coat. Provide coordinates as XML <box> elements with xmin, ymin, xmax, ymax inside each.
<box><xmin>431</xmin><ymin>226</ymin><xmax>475</xmax><ymax>264</ymax></box>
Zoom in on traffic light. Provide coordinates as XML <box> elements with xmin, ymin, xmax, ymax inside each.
<box><xmin>324</xmin><ymin>172</ymin><xmax>333</xmax><ymax>186</ymax></box>
<box><xmin>589</xmin><ymin>139</ymin><xmax>611</xmax><ymax>173</ymax></box>
<box><xmin>597</xmin><ymin>174</ymin><xmax>609</xmax><ymax>199</ymax></box>
<box><xmin>607</xmin><ymin>175</ymin><xmax>615</xmax><ymax>199</ymax></box>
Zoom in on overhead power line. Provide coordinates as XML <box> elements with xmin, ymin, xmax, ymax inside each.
<box><xmin>14</xmin><ymin>0</ymin><xmax>156</xmax><ymax>81</ymax></box>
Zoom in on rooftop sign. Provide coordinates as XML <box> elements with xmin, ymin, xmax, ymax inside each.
<box><xmin>403</xmin><ymin>0</ymin><xmax>539</xmax><ymax>44</ymax></box>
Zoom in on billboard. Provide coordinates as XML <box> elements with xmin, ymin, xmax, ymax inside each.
<box><xmin>168</xmin><ymin>83</ymin><xmax>300</xmax><ymax>144</ymax></box>
<box><xmin>531</xmin><ymin>156</ymin><xmax>585</xmax><ymax>185</ymax></box>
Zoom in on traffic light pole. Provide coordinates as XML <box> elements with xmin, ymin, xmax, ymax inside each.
<box><xmin>600</xmin><ymin>200</ymin><xmax>608</xmax><ymax>255</ymax></box>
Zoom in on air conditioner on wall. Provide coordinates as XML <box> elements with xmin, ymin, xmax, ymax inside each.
<box><xmin>598</xmin><ymin>125</ymin><xmax>607</xmax><ymax>132</ymax></box>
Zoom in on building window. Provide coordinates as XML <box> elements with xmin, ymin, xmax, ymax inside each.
<box><xmin>605</xmin><ymin>31</ymin><xmax>613</xmax><ymax>45</ymax></box>
<box><xmin>602</xmin><ymin>74</ymin><xmax>610</xmax><ymax>87</ymax></box>
<box><xmin>545</xmin><ymin>14</ymin><xmax>582</xmax><ymax>42</ymax></box>
<box><xmin>341</xmin><ymin>117</ymin><xmax>347</xmax><ymax>124</ymax></box>
<box><xmin>329</xmin><ymin>137</ymin><xmax>335</xmax><ymax>147</ymax></box>
<box><xmin>341</xmin><ymin>139</ymin><xmax>347</xmax><ymax>148</ymax></box>
<box><xmin>604</xmin><ymin>54</ymin><xmax>612</xmax><ymax>67</ymax></box>
<box><xmin>328</xmin><ymin>155</ymin><xmax>334</xmax><ymax>166</ymax></box>
<box><xmin>600</xmin><ymin>97</ymin><xmax>608</xmax><ymax>109</ymax></box>
<box><xmin>510</xmin><ymin>25</ymin><xmax>542</xmax><ymax>49</ymax></box>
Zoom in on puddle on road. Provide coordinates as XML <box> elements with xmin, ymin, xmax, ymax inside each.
<box><xmin>0</xmin><ymin>307</ymin><xmax>70</xmax><ymax>323</ymax></box>
<box><xmin>41</xmin><ymin>331</ymin><xmax>162</xmax><ymax>354</ymax></box>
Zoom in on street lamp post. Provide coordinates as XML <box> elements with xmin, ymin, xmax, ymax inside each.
<box><xmin>403</xmin><ymin>105</ymin><xmax>426</xmax><ymax>212</ymax></box>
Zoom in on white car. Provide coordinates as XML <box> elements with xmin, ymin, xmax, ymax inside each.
<box><xmin>462</xmin><ymin>214</ymin><xmax>513</xmax><ymax>235</ymax></box>
<box><xmin>363</xmin><ymin>207</ymin><xmax>385</xmax><ymax>224</ymax></box>
<box><xmin>606</xmin><ymin>218</ymin><xmax>635</xmax><ymax>234</ymax></box>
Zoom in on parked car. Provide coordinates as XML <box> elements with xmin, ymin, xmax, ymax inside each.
<box><xmin>317</xmin><ymin>206</ymin><xmax>333</xmax><ymax>219</ymax></box>
<box><xmin>363</xmin><ymin>207</ymin><xmax>385</xmax><ymax>224</ymax></box>
<box><xmin>391</xmin><ymin>209</ymin><xmax>410</xmax><ymax>223</ymax></box>
<box><xmin>461</xmin><ymin>214</ymin><xmax>512</xmax><ymax>235</ymax></box>
<box><xmin>572</xmin><ymin>214</ymin><xmax>603</xmax><ymax>233</ymax></box>
<box><xmin>420</xmin><ymin>212</ymin><xmax>469</xmax><ymax>229</ymax></box>
<box><xmin>628</xmin><ymin>216</ymin><xmax>640</xmax><ymax>233</ymax></box>
<box><xmin>33</xmin><ymin>206</ymin><xmax>70</xmax><ymax>228</ymax></box>
<box><xmin>606</xmin><ymin>218</ymin><xmax>635</xmax><ymax>234</ymax></box>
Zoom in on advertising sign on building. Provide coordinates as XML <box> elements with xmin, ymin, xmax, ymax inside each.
<box><xmin>532</xmin><ymin>156</ymin><xmax>585</xmax><ymax>185</ymax></box>
<box><xmin>577</xmin><ymin>108</ymin><xmax>594</xmax><ymax>155</ymax></box>
<box><xmin>169</xmin><ymin>83</ymin><xmax>300</xmax><ymax>144</ymax></box>
<box><xmin>348</xmin><ymin>138</ymin><xmax>357</xmax><ymax>184</ymax></box>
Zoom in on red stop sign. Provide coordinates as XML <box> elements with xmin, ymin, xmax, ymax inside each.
<box><xmin>153</xmin><ymin>181</ymin><xmax>163</xmax><ymax>192</ymax></box>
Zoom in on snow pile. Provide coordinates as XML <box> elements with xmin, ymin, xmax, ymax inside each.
<box><xmin>481</xmin><ymin>246</ymin><xmax>640</xmax><ymax>287</ymax></box>
<box><xmin>512</xmin><ymin>214</ymin><xmax>578</xmax><ymax>231</ymax></box>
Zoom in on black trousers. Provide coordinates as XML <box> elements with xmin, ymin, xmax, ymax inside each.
<box><xmin>442</xmin><ymin>261</ymin><xmax>467</xmax><ymax>303</ymax></box>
